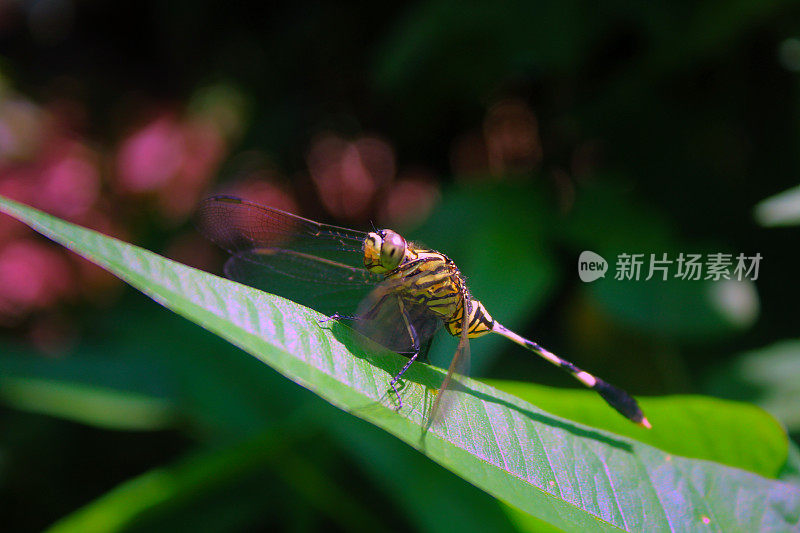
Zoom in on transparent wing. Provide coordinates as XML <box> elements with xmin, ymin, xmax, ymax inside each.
<box><xmin>223</xmin><ymin>252</ymin><xmax>380</xmax><ymax>316</ymax></box>
<box><xmin>354</xmin><ymin>280</ymin><xmax>442</xmax><ymax>354</ymax></box>
<box><xmin>425</xmin><ymin>294</ymin><xmax>471</xmax><ymax>431</ymax></box>
<box><xmin>197</xmin><ymin>195</ymin><xmax>383</xmax><ymax>315</ymax></box>
<box><xmin>198</xmin><ymin>195</ymin><xmax>369</xmax><ymax>259</ymax></box>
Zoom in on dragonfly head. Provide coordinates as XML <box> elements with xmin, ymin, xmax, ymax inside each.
<box><xmin>363</xmin><ymin>229</ymin><xmax>408</xmax><ymax>273</ymax></box>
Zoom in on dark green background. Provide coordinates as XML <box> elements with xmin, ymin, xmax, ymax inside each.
<box><xmin>1</xmin><ymin>1</ymin><xmax>799</xmax><ymax>531</ymax></box>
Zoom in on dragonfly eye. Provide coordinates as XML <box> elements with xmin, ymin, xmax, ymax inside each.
<box><xmin>380</xmin><ymin>230</ymin><xmax>407</xmax><ymax>270</ymax></box>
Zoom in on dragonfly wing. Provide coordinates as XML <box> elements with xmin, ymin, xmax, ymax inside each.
<box><xmin>353</xmin><ymin>281</ymin><xmax>442</xmax><ymax>354</ymax></box>
<box><xmin>198</xmin><ymin>195</ymin><xmax>368</xmax><ymax>268</ymax></box>
<box><xmin>223</xmin><ymin>251</ymin><xmax>382</xmax><ymax>316</ymax></box>
<box><xmin>198</xmin><ymin>195</ymin><xmax>382</xmax><ymax>315</ymax></box>
<box><xmin>426</xmin><ymin>296</ymin><xmax>471</xmax><ymax>431</ymax></box>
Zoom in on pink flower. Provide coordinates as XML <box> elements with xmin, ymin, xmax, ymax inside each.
<box><xmin>156</xmin><ymin>118</ymin><xmax>225</xmax><ymax>222</ymax></box>
<box><xmin>379</xmin><ymin>171</ymin><xmax>440</xmax><ymax>228</ymax></box>
<box><xmin>307</xmin><ymin>134</ymin><xmax>395</xmax><ymax>221</ymax></box>
<box><xmin>116</xmin><ymin>115</ymin><xmax>184</xmax><ymax>193</ymax></box>
<box><xmin>116</xmin><ymin>113</ymin><xmax>227</xmax><ymax>222</ymax></box>
<box><xmin>0</xmin><ymin>239</ymin><xmax>74</xmax><ymax>321</ymax></box>
<box><xmin>39</xmin><ymin>140</ymin><xmax>100</xmax><ymax>218</ymax></box>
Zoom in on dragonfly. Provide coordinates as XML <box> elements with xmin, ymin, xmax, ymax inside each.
<box><xmin>197</xmin><ymin>195</ymin><xmax>651</xmax><ymax>429</ymax></box>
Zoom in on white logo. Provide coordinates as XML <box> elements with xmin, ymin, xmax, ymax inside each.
<box><xmin>578</xmin><ymin>251</ymin><xmax>608</xmax><ymax>282</ymax></box>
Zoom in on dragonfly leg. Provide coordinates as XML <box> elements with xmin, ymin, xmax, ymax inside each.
<box><xmin>388</xmin><ymin>300</ymin><xmax>422</xmax><ymax>410</ymax></box>
<box><xmin>318</xmin><ymin>312</ymin><xmax>358</xmax><ymax>324</ymax></box>
<box><xmin>320</xmin><ymin>291</ymin><xmax>393</xmax><ymax>325</ymax></box>
<box><xmin>388</xmin><ymin>350</ymin><xmax>419</xmax><ymax>410</ymax></box>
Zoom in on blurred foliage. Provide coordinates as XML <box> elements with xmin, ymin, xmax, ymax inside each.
<box><xmin>755</xmin><ymin>183</ymin><xmax>800</xmax><ymax>226</ymax></box>
<box><xmin>2</xmin><ymin>0</ymin><xmax>800</xmax><ymax>530</ymax></box>
<box><xmin>708</xmin><ymin>340</ymin><xmax>800</xmax><ymax>434</ymax></box>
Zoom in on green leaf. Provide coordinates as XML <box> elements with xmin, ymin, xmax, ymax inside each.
<box><xmin>0</xmin><ymin>337</ymin><xmax>178</xmax><ymax>431</ymax></box>
<box><xmin>0</xmin><ymin>376</ymin><xmax>175</xmax><ymax>431</ymax></box>
<box><xmin>2</xmin><ymin>195</ymin><xmax>799</xmax><ymax>532</ymax></box>
<box><xmin>488</xmin><ymin>380</ymin><xmax>789</xmax><ymax>479</ymax></box>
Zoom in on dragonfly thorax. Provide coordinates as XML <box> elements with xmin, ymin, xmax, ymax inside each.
<box><xmin>380</xmin><ymin>245</ymin><xmax>497</xmax><ymax>340</ymax></box>
<box><xmin>363</xmin><ymin>226</ymin><xmax>497</xmax><ymax>340</ymax></box>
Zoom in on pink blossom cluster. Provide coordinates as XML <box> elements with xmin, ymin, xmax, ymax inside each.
<box><xmin>1</xmin><ymin>88</ymin><xmax>565</xmax><ymax>347</ymax></box>
<box><xmin>0</xmin><ymin>89</ymin><xmax>232</xmax><ymax>342</ymax></box>
<box><xmin>306</xmin><ymin>132</ymin><xmax>439</xmax><ymax>228</ymax></box>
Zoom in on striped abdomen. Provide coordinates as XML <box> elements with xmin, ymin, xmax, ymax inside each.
<box><xmin>444</xmin><ymin>297</ymin><xmax>494</xmax><ymax>339</ymax></box>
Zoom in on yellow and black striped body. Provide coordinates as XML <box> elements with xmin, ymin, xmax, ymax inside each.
<box><xmin>382</xmin><ymin>246</ymin><xmax>495</xmax><ymax>339</ymax></box>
